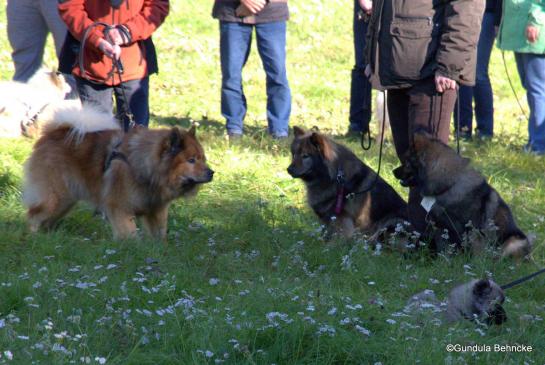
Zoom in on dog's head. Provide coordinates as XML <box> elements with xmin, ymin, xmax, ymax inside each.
<box><xmin>134</xmin><ymin>126</ymin><xmax>213</xmax><ymax>198</ymax></box>
<box><xmin>29</xmin><ymin>69</ymin><xmax>72</xmax><ymax>99</ymax></box>
<box><xmin>393</xmin><ymin>131</ymin><xmax>469</xmax><ymax>193</ymax></box>
<box><xmin>472</xmin><ymin>279</ymin><xmax>507</xmax><ymax>325</ymax></box>
<box><xmin>287</xmin><ymin>126</ymin><xmax>337</xmax><ymax>181</ymax></box>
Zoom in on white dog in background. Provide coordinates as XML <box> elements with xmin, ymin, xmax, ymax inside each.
<box><xmin>0</xmin><ymin>69</ymin><xmax>73</xmax><ymax>138</ymax></box>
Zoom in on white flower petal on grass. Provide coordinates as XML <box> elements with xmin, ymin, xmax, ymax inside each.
<box><xmin>4</xmin><ymin>350</ymin><xmax>13</xmax><ymax>360</ymax></box>
<box><xmin>355</xmin><ymin>325</ymin><xmax>371</xmax><ymax>336</ymax></box>
<box><xmin>386</xmin><ymin>319</ymin><xmax>397</xmax><ymax>325</ymax></box>
<box><xmin>106</xmin><ymin>264</ymin><xmax>118</xmax><ymax>270</ymax></box>
<box><xmin>0</xmin><ymin>319</ymin><xmax>5</xmax><ymax>328</ymax></box>
<box><xmin>327</xmin><ymin>307</ymin><xmax>337</xmax><ymax>316</ymax></box>
<box><xmin>105</xmin><ymin>249</ymin><xmax>116</xmax><ymax>256</ymax></box>
<box><xmin>209</xmin><ymin>278</ymin><xmax>219</xmax><ymax>286</ymax></box>
<box><xmin>95</xmin><ymin>357</ymin><xmax>107</xmax><ymax>364</ymax></box>
<box><xmin>17</xmin><ymin>335</ymin><xmax>29</xmax><ymax>340</ymax></box>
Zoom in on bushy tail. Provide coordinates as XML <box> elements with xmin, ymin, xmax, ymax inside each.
<box><xmin>41</xmin><ymin>101</ymin><xmax>121</xmax><ymax>142</ymax></box>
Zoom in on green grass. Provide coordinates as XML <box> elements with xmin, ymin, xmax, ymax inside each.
<box><xmin>1</xmin><ymin>1</ymin><xmax>544</xmax><ymax>364</ymax></box>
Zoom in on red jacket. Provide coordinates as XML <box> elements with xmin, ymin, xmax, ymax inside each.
<box><xmin>59</xmin><ymin>0</ymin><xmax>169</xmax><ymax>85</ymax></box>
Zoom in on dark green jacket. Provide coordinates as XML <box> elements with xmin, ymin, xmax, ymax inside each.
<box><xmin>365</xmin><ymin>0</ymin><xmax>485</xmax><ymax>88</ymax></box>
<box><xmin>212</xmin><ymin>0</ymin><xmax>289</xmax><ymax>24</ymax></box>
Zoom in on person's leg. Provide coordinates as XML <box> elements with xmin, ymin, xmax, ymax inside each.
<box><xmin>219</xmin><ymin>21</ymin><xmax>253</xmax><ymax>136</ymax></box>
<box><xmin>515</xmin><ymin>52</ymin><xmax>534</xmax><ymax>150</ymax></box>
<box><xmin>408</xmin><ymin>77</ymin><xmax>455</xmax><ymax>145</ymax></box>
<box><xmin>349</xmin><ymin>0</ymin><xmax>372</xmax><ymax>133</ymax></box>
<box><xmin>7</xmin><ymin>0</ymin><xmax>48</xmax><ymax>82</ymax></box>
<box><xmin>473</xmin><ymin>12</ymin><xmax>495</xmax><ymax>137</ymax></box>
<box><xmin>39</xmin><ymin>0</ymin><xmax>68</xmax><ymax>57</ymax></box>
<box><xmin>387</xmin><ymin>88</ymin><xmax>410</xmax><ymax>159</ymax></box>
<box><xmin>454</xmin><ymin>85</ymin><xmax>473</xmax><ymax>138</ymax></box>
<box><xmin>398</xmin><ymin>78</ymin><xmax>456</xmax><ymax>234</ymax></box>
<box><xmin>517</xmin><ymin>53</ymin><xmax>545</xmax><ymax>153</ymax></box>
<box><xmin>76</xmin><ymin>76</ymin><xmax>114</xmax><ymax>115</ymax></box>
<box><xmin>255</xmin><ymin>21</ymin><xmax>291</xmax><ymax>138</ymax></box>
<box><xmin>114</xmin><ymin>77</ymin><xmax>150</xmax><ymax>130</ymax></box>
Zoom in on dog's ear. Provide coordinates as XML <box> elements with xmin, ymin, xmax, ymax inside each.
<box><xmin>48</xmin><ymin>70</ymin><xmax>64</xmax><ymax>89</ymax></box>
<box><xmin>473</xmin><ymin>279</ymin><xmax>492</xmax><ymax>297</ymax></box>
<box><xmin>293</xmin><ymin>126</ymin><xmax>306</xmax><ymax>138</ymax></box>
<box><xmin>412</xmin><ymin>131</ymin><xmax>432</xmax><ymax>152</ymax></box>
<box><xmin>310</xmin><ymin>132</ymin><xmax>336</xmax><ymax>161</ymax></box>
<box><xmin>188</xmin><ymin>125</ymin><xmax>196</xmax><ymax>137</ymax></box>
<box><xmin>163</xmin><ymin>128</ymin><xmax>183</xmax><ymax>155</ymax></box>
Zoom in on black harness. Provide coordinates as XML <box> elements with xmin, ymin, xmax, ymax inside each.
<box><xmin>104</xmin><ymin>141</ymin><xmax>128</xmax><ymax>172</ymax></box>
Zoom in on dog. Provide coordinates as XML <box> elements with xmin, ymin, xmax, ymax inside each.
<box><xmin>393</xmin><ymin>131</ymin><xmax>532</xmax><ymax>259</ymax></box>
<box><xmin>0</xmin><ymin>69</ymin><xmax>71</xmax><ymax>138</ymax></box>
<box><xmin>445</xmin><ymin>279</ymin><xmax>507</xmax><ymax>325</ymax></box>
<box><xmin>287</xmin><ymin>126</ymin><xmax>408</xmax><ymax>238</ymax></box>
<box><xmin>23</xmin><ymin>104</ymin><xmax>214</xmax><ymax>241</ymax></box>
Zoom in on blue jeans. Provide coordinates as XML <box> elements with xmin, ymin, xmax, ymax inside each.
<box><xmin>515</xmin><ymin>52</ymin><xmax>545</xmax><ymax>153</ymax></box>
<box><xmin>75</xmin><ymin>76</ymin><xmax>150</xmax><ymax>131</ymax></box>
<box><xmin>349</xmin><ymin>0</ymin><xmax>372</xmax><ymax>132</ymax></box>
<box><xmin>219</xmin><ymin>21</ymin><xmax>291</xmax><ymax>137</ymax></box>
<box><xmin>454</xmin><ymin>11</ymin><xmax>495</xmax><ymax>137</ymax></box>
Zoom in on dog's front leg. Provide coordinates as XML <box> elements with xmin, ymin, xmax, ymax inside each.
<box><xmin>142</xmin><ymin>206</ymin><xmax>169</xmax><ymax>242</ymax></box>
<box><xmin>107</xmin><ymin>209</ymin><xmax>138</xmax><ymax>240</ymax></box>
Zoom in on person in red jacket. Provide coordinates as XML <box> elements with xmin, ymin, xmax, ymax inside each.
<box><xmin>58</xmin><ymin>0</ymin><xmax>169</xmax><ymax>130</ymax></box>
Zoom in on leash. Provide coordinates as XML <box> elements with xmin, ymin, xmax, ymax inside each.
<box><xmin>455</xmin><ymin>87</ymin><xmax>460</xmax><ymax>155</ymax></box>
<box><xmin>80</xmin><ymin>22</ymin><xmax>135</xmax><ymax>130</ymax></box>
<box><xmin>346</xmin><ymin>90</ymin><xmax>387</xmax><ymax>200</ymax></box>
<box><xmin>501</xmin><ymin>51</ymin><xmax>528</xmax><ymax>121</ymax></box>
<box><xmin>501</xmin><ymin>267</ymin><xmax>545</xmax><ymax>290</ymax></box>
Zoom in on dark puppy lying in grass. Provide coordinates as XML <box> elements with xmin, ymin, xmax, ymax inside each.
<box><xmin>393</xmin><ymin>131</ymin><xmax>532</xmax><ymax>259</ymax></box>
<box><xmin>288</xmin><ymin>126</ymin><xmax>408</xmax><ymax>239</ymax></box>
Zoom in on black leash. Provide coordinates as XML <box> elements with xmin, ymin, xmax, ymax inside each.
<box><xmin>501</xmin><ymin>267</ymin><xmax>545</xmax><ymax>290</ymax></box>
<box><xmin>346</xmin><ymin>90</ymin><xmax>387</xmax><ymax>200</ymax></box>
<box><xmin>455</xmin><ymin>86</ymin><xmax>460</xmax><ymax>155</ymax></box>
<box><xmin>80</xmin><ymin>22</ymin><xmax>135</xmax><ymax>130</ymax></box>
<box><xmin>501</xmin><ymin>51</ymin><xmax>528</xmax><ymax>121</ymax></box>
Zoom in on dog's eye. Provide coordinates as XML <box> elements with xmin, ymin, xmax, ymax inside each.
<box><xmin>188</xmin><ymin>158</ymin><xmax>196</xmax><ymax>164</ymax></box>
<box><xmin>302</xmin><ymin>154</ymin><xmax>310</xmax><ymax>159</ymax></box>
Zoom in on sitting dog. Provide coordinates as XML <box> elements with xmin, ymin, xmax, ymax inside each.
<box><xmin>0</xmin><ymin>69</ymin><xmax>71</xmax><ymax>138</ymax></box>
<box><xmin>23</xmin><ymin>104</ymin><xmax>214</xmax><ymax>241</ymax></box>
<box><xmin>393</xmin><ymin>131</ymin><xmax>532</xmax><ymax>259</ymax></box>
<box><xmin>288</xmin><ymin>126</ymin><xmax>408</xmax><ymax>238</ymax></box>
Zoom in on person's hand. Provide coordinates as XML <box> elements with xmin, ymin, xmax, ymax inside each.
<box><xmin>240</xmin><ymin>0</ymin><xmax>267</xmax><ymax>14</ymax></box>
<box><xmin>107</xmin><ymin>28</ymin><xmax>125</xmax><ymax>46</ymax></box>
<box><xmin>435</xmin><ymin>74</ymin><xmax>457</xmax><ymax>93</ymax></box>
<box><xmin>98</xmin><ymin>38</ymin><xmax>121</xmax><ymax>60</ymax></box>
<box><xmin>358</xmin><ymin>0</ymin><xmax>372</xmax><ymax>14</ymax></box>
<box><xmin>364</xmin><ymin>64</ymin><xmax>372</xmax><ymax>78</ymax></box>
<box><xmin>526</xmin><ymin>25</ymin><xmax>539</xmax><ymax>43</ymax></box>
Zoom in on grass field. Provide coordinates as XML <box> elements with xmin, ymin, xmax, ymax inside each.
<box><xmin>1</xmin><ymin>1</ymin><xmax>544</xmax><ymax>364</ymax></box>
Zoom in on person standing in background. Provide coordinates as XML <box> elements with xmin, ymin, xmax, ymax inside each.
<box><xmin>212</xmin><ymin>0</ymin><xmax>291</xmax><ymax>140</ymax></box>
<box><xmin>364</xmin><ymin>0</ymin><xmax>484</xmax><ymax>233</ymax></box>
<box><xmin>7</xmin><ymin>0</ymin><xmax>69</xmax><ymax>82</ymax></box>
<box><xmin>58</xmin><ymin>0</ymin><xmax>169</xmax><ymax>130</ymax></box>
<box><xmin>498</xmin><ymin>0</ymin><xmax>545</xmax><ymax>155</ymax></box>
<box><xmin>454</xmin><ymin>0</ymin><xmax>502</xmax><ymax>140</ymax></box>
<box><xmin>348</xmin><ymin>0</ymin><xmax>373</xmax><ymax>136</ymax></box>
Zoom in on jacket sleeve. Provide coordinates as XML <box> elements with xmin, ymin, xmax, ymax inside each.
<box><xmin>58</xmin><ymin>0</ymin><xmax>104</xmax><ymax>50</ymax></box>
<box><xmin>528</xmin><ymin>1</ymin><xmax>545</xmax><ymax>26</ymax></box>
<box><xmin>122</xmin><ymin>0</ymin><xmax>170</xmax><ymax>42</ymax></box>
<box><xmin>435</xmin><ymin>0</ymin><xmax>485</xmax><ymax>82</ymax></box>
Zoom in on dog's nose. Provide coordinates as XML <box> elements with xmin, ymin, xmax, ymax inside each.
<box><xmin>207</xmin><ymin>169</ymin><xmax>215</xmax><ymax>180</ymax></box>
<box><xmin>287</xmin><ymin>165</ymin><xmax>294</xmax><ymax>176</ymax></box>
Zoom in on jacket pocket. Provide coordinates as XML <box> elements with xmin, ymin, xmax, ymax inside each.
<box><xmin>389</xmin><ymin>18</ymin><xmax>440</xmax><ymax>80</ymax></box>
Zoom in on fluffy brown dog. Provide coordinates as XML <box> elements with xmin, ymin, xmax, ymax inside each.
<box><xmin>393</xmin><ymin>131</ymin><xmax>531</xmax><ymax>259</ymax></box>
<box><xmin>23</xmin><ymin>105</ymin><xmax>213</xmax><ymax>241</ymax></box>
<box><xmin>288</xmin><ymin>126</ymin><xmax>408</xmax><ymax>238</ymax></box>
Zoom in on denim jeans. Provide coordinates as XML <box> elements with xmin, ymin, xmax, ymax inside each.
<box><xmin>75</xmin><ymin>76</ymin><xmax>150</xmax><ymax>131</ymax></box>
<box><xmin>219</xmin><ymin>21</ymin><xmax>291</xmax><ymax>137</ymax></box>
<box><xmin>515</xmin><ymin>52</ymin><xmax>545</xmax><ymax>153</ymax></box>
<box><xmin>349</xmin><ymin>0</ymin><xmax>372</xmax><ymax>132</ymax></box>
<box><xmin>454</xmin><ymin>11</ymin><xmax>495</xmax><ymax>137</ymax></box>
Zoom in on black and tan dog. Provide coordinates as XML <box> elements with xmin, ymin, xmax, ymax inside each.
<box><xmin>393</xmin><ymin>131</ymin><xmax>532</xmax><ymax>259</ymax></box>
<box><xmin>287</xmin><ymin>126</ymin><xmax>408</xmax><ymax>238</ymax></box>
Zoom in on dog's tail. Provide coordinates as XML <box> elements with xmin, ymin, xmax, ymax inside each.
<box><xmin>41</xmin><ymin>101</ymin><xmax>121</xmax><ymax>141</ymax></box>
